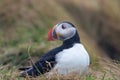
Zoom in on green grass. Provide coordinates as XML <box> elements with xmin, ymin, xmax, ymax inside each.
<box><xmin>0</xmin><ymin>68</ymin><xmax>117</xmax><ymax>80</ymax></box>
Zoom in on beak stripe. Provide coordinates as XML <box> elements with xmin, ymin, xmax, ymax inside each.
<box><xmin>56</xmin><ymin>33</ymin><xmax>62</xmax><ymax>39</ymax></box>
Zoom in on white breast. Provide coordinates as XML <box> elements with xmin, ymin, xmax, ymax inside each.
<box><xmin>54</xmin><ymin>43</ymin><xmax>90</xmax><ymax>75</ymax></box>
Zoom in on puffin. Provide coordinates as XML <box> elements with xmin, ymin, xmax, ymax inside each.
<box><xmin>20</xmin><ymin>21</ymin><xmax>90</xmax><ymax>77</ymax></box>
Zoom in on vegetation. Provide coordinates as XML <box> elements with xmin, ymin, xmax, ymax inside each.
<box><xmin>0</xmin><ymin>0</ymin><xmax>120</xmax><ymax>80</ymax></box>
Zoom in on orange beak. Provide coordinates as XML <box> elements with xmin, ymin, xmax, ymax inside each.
<box><xmin>47</xmin><ymin>28</ymin><xmax>55</xmax><ymax>41</ymax></box>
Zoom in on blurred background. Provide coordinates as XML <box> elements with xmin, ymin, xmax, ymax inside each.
<box><xmin>0</xmin><ymin>0</ymin><xmax>120</xmax><ymax>79</ymax></box>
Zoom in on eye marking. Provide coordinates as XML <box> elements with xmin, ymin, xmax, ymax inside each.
<box><xmin>62</xmin><ymin>25</ymin><xmax>66</xmax><ymax>29</ymax></box>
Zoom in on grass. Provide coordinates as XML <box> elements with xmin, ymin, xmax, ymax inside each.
<box><xmin>0</xmin><ymin>68</ymin><xmax>117</xmax><ymax>80</ymax></box>
<box><xmin>0</xmin><ymin>0</ymin><xmax>120</xmax><ymax>80</ymax></box>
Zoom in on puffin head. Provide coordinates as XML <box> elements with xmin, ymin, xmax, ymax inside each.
<box><xmin>47</xmin><ymin>21</ymin><xmax>77</xmax><ymax>41</ymax></box>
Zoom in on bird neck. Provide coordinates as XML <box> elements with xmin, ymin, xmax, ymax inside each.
<box><xmin>62</xmin><ymin>31</ymin><xmax>80</xmax><ymax>47</ymax></box>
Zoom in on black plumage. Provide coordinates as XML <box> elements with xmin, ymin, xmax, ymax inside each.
<box><xmin>20</xmin><ymin>31</ymin><xmax>80</xmax><ymax>77</ymax></box>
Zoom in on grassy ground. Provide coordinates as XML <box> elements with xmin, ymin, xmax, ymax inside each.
<box><xmin>0</xmin><ymin>0</ymin><xmax>120</xmax><ymax>80</ymax></box>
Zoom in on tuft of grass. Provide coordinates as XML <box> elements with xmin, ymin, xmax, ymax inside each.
<box><xmin>85</xmin><ymin>75</ymin><xmax>96</xmax><ymax>80</ymax></box>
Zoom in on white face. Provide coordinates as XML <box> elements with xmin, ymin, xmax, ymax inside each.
<box><xmin>53</xmin><ymin>22</ymin><xmax>76</xmax><ymax>40</ymax></box>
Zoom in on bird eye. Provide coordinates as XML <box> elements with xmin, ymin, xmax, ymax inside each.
<box><xmin>62</xmin><ymin>25</ymin><xmax>66</xmax><ymax>29</ymax></box>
